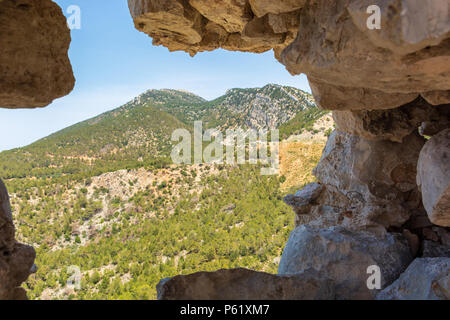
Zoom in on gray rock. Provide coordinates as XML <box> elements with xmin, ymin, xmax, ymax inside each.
<box><xmin>288</xmin><ymin>130</ymin><xmax>425</xmax><ymax>233</ymax></box>
<box><xmin>0</xmin><ymin>179</ymin><xmax>36</xmax><ymax>300</ymax></box>
<box><xmin>333</xmin><ymin>98</ymin><xmax>449</xmax><ymax>143</ymax></box>
<box><xmin>377</xmin><ymin>258</ymin><xmax>450</xmax><ymax>300</ymax></box>
<box><xmin>422</xmin><ymin>241</ymin><xmax>450</xmax><ymax>258</ymax></box>
<box><xmin>157</xmin><ymin>268</ymin><xmax>335</xmax><ymax>300</ymax></box>
<box><xmin>278</xmin><ymin>225</ymin><xmax>413</xmax><ymax>299</ymax></box>
<box><xmin>417</xmin><ymin>129</ymin><xmax>450</xmax><ymax>227</ymax></box>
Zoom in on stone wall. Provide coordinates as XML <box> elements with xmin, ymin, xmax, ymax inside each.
<box><xmin>127</xmin><ymin>0</ymin><xmax>450</xmax><ymax>300</ymax></box>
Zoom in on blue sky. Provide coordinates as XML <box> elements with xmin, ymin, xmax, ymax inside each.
<box><xmin>0</xmin><ymin>0</ymin><xmax>310</xmax><ymax>152</ymax></box>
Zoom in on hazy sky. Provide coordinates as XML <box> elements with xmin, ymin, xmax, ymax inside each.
<box><xmin>0</xmin><ymin>0</ymin><xmax>310</xmax><ymax>152</ymax></box>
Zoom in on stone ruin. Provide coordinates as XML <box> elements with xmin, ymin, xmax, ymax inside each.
<box><xmin>0</xmin><ymin>0</ymin><xmax>449</xmax><ymax>299</ymax></box>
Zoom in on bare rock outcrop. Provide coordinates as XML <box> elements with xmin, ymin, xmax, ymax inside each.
<box><xmin>0</xmin><ymin>180</ymin><xmax>35</xmax><ymax>300</ymax></box>
<box><xmin>333</xmin><ymin>98</ymin><xmax>449</xmax><ymax>143</ymax></box>
<box><xmin>377</xmin><ymin>258</ymin><xmax>450</xmax><ymax>300</ymax></box>
<box><xmin>285</xmin><ymin>130</ymin><xmax>426</xmax><ymax>233</ymax></box>
<box><xmin>157</xmin><ymin>268</ymin><xmax>335</xmax><ymax>300</ymax></box>
<box><xmin>282</xmin><ymin>0</ymin><xmax>450</xmax><ymax>110</ymax></box>
<box><xmin>278</xmin><ymin>225</ymin><xmax>413</xmax><ymax>300</ymax></box>
<box><xmin>417</xmin><ymin>129</ymin><xmax>450</xmax><ymax>227</ymax></box>
<box><xmin>128</xmin><ymin>0</ymin><xmax>450</xmax><ymax>111</ymax></box>
<box><xmin>127</xmin><ymin>0</ymin><xmax>298</xmax><ymax>56</ymax></box>
<box><xmin>421</xmin><ymin>90</ymin><xmax>450</xmax><ymax>106</ymax></box>
<box><xmin>0</xmin><ymin>0</ymin><xmax>75</xmax><ymax>108</ymax></box>
<box><xmin>423</xmin><ymin>240</ymin><xmax>450</xmax><ymax>258</ymax></box>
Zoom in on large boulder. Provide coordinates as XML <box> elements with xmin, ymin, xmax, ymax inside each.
<box><xmin>282</xmin><ymin>0</ymin><xmax>450</xmax><ymax>110</ymax></box>
<box><xmin>377</xmin><ymin>258</ymin><xmax>450</xmax><ymax>300</ymax></box>
<box><xmin>417</xmin><ymin>129</ymin><xmax>450</xmax><ymax>227</ymax></box>
<box><xmin>278</xmin><ymin>225</ymin><xmax>413</xmax><ymax>299</ymax></box>
<box><xmin>0</xmin><ymin>0</ymin><xmax>75</xmax><ymax>108</ymax></box>
<box><xmin>157</xmin><ymin>268</ymin><xmax>335</xmax><ymax>300</ymax></box>
<box><xmin>0</xmin><ymin>179</ymin><xmax>36</xmax><ymax>300</ymax></box>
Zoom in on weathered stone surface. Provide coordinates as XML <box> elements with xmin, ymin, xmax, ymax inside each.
<box><xmin>333</xmin><ymin>97</ymin><xmax>449</xmax><ymax>143</ymax></box>
<box><xmin>284</xmin><ymin>183</ymin><xmax>324</xmax><ymax>216</ymax></box>
<box><xmin>0</xmin><ymin>0</ymin><xmax>75</xmax><ymax>109</ymax></box>
<box><xmin>128</xmin><ymin>0</ymin><xmax>450</xmax><ymax>111</ymax></box>
<box><xmin>157</xmin><ymin>268</ymin><xmax>335</xmax><ymax>300</ymax></box>
<box><xmin>285</xmin><ymin>130</ymin><xmax>426</xmax><ymax>233</ymax></box>
<box><xmin>377</xmin><ymin>258</ymin><xmax>450</xmax><ymax>300</ymax></box>
<box><xmin>419</xmin><ymin>106</ymin><xmax>450</xmax><ymax>137</ymax></box>
<box><xmin>128</xmin><ymin>0</ymin><xmax>205</xmax><ymax>56</ymax></box>
<box><xmin>0</xmin><ymin>179</ymin><xmax>36</xmax><ymax>300</ymax></box>
<box><xmin>128</xmin><ymin>0</ymin><xmax>450</xmax><ymax>300</ymax></box>
<box><xmin>421</xmin><ymin>90</ymin><xmax>450</xmax><ymax>106</ymax></box>
<box><xmin>0</xmin><ymin>180</ymin><xmax>14</xmax><ymax>254</ymax></box>
<box><xmin>278</xmin><ymin>225</ymin><xmax>413</xmax><ymax>300</ymax></box>
<box><xmin>402</xmin><ymin>229</ymin><xmax>420</xmax><ymax>257</ymax></box>
<box><xmin>248</xmin><ymin>0</ymin><xmax>306</xmax><ymax>17</ymax></box>
<box><xmin>422</xmin><ymin>240</ymin><xmax>450</xmax><ymax>258</ymax></box>
<box><xmin>309</xmin><ymin>79</ymin><xmax>420</xmax><ymax>112</ymax></box>
<box><xmin>417</xmin><ymin>129</ymin><xmax>450</xmax><ymax>227</ymax></box>
<box><xmin>128</xmin><ymin>0</ymin><xmax>297</xmax><ymax>56</ymax></box>
<box><xmin>242</xmin><ymin>16</ymin><xmax>286</xmax><ymax>47</ymax></box>
<box><xmin>189</xmin><ymin>0</ymin><xmax>250</xmax><ymax>34</ymax></box>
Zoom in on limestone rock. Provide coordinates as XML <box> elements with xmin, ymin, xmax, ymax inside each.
<box><xmin>284</xmin><ymin>182</ymin><xmax>324</xmax><ymax>216</ymax></box>
<box><xmin>0</xmin><ymin>243</ymin><xmax>36</xmax><ymax>300</ymax></box>
<box><xmin>402</xmin><ymin>229</ymin><xmax>420</xmax><ymax>257</ymax></box>
<box><xmin>0</xmin><ymin>180</ymin><xmax>14</xmax><ymax>254</ymax></box>
<box><xmin>417</xmin><ymin>129</ymin><xmax>450</xmax><ymax>227</ymax></box>
<box><xmin>242</xmin><ymin>16</ymin><xmax>286</xmax><ymax>47</ymax></box>
<box><xmin>422</xmin><ymin>240</ymin><xmax>450</xmax><ymax>258</ymax></box>
<box><xmin>0</xmin><ymin>179</ymin><xmax>36</xmax><ymax>300</ymax></box>
<box><xmin>309</xmin><ymin>79</ymin><xmax>419</xmax><ymax>112</ymax></box>
<box><xmin>189</xmin><ymin>0</ymin><xmax>250</xmax><ymax>34</ymax></box>
<box><xmin>286</xmin><ymin>130</ymin><xmax>426</xmax><ymax>232</ymax></box>
<box><xmin>348</xmin><ymin>0</ymin><xmax>450</xmax><ymax>55</ymax></box>
<box><xmin>157</xmin><ymin>268</ymin><xmax>335</xmax><ymax>300</ymax></box>
<box><xmin>333</xmin><ymin>97</ymin><xmax>449</xmax><ymax>143</ymax></box>
<box><xmin>377</xmin><ymin>258</ymin><xmax>450</xmax><ymax>300</ymax></box>
<box><xmin>128</xmin><ymin>0</ymin><xmax>205</xmax><ymax>55</ymax></box>
<box><xmin>278</xmin><ymin>225</ymin><xmax>413</xmax><ymax>299</ymax></box>
<box><xmin>421</xmin><ymin>90</ymin><xmax>450</xmax><ymax>106</ymax></box>
<box><xmin>128</xmin><ymin>0</ymin><xmax>450</xmax><ymax>111</ymax></box>
<box><xmin>248</xmin><ymin>0</ymin><xmax>306</xmax><ymax>17</ymax></box>
<box><xmin>0</xmin><ymin>0</ymin><xmax>75</xmax><ymax>109</ymax></box>
<box><xmin>282</xmin><ymin>0</ymin><xmax>450</xmax><ymax>110</ymax></box>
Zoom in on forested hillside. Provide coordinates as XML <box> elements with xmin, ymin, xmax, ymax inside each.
<box><xmin>0</xmin><ymin>85</ymin><xmax>329</xmax><ymax>299</ymax></box>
